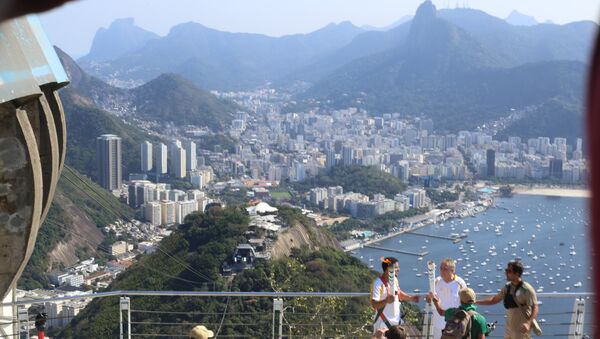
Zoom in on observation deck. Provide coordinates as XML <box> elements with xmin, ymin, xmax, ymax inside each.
<box><xmin>0</xmin><ymin>290</ymin><xmax>593</xmax><ymax>338</ymax></box>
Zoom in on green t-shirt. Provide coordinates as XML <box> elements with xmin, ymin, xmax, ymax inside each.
<box><xmin>444</xmin><ymin>304</ymin><xmax>488</xmax><ymax>337</ymax></box>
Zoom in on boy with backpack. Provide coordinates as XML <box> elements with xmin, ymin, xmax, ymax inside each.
<box><xmin>429</xmin><ymin>288</ymin><xmax>489</xmax><ymax>339</ymax></box>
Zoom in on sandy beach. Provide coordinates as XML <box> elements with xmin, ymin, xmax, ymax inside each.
<box><xmin>514</xmin><ymin>186</ymin><xmax>590</xmax><ymax>198</ymax></box>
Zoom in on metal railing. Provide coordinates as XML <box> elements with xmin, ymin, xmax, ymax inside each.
<box><xmin>1</xmin><ymin>291</ymin><xmax>594</xmax><ymax>338</ymax></box>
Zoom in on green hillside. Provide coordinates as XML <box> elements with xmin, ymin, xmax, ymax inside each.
<box><xmin>55</xmin><ymin>206</ymin><xmax>402</xmax><ymax>338</ymax></box>
<box><xmin>131</xmin><ymin>73</ymin><xmax>239</xmax><ymax>130</ymax></box>
<box><xmin>60</xmin><ymin>88</ymin><xmax>155</xmax><ymax>180</ymax></box>
<box><xmin>293</xmin><ymin>165</ymin><xmax>407</xmax><ymax>199</ymax></box>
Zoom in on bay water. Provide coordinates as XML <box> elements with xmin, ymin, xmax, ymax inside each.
<box><xmin>354</xmin><ymin>194</ymin><xmax>593</xmax><ymax>336</ymax></box>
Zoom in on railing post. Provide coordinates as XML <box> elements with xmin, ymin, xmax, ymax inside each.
<box><xmin>272</xmin><ymin>298</ymin><xmax>283</xmax><ymax>339</ymax></box>
<box><xmin>119</xmin><ymin>297</ymin><xmax>131</xmax><ymax>339</ymax></box>
<box><xmin>422</xmin><ymin>303</ymin><xmax>433</xmax><ymax>338</ymax></box>
<box><xmin>17</xmin><ymin>306</ymin><xmax>29</xmax><ymax>339</ymax></box>
<box><xmin>569</xmin><ymin>297</ymin><xmax>585</xmax><ymax>338</ymax></box>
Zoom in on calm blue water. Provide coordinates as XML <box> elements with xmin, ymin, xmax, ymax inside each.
<box><xmin>354</xmin><ymin>195</ymin><xmax>594</xmax><ymax>336</ymax></box>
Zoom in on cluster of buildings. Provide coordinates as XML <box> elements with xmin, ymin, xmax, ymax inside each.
<box><xmin>477</xmin><ymin>136</ymin><xmax>586</xmax><ymax>182</ymax></box>
<box><xmin>191</xmin><ymin>103</ymin><xmax>586</xmax><ymax>188</ymax></box>
<box><xmin>140</xmin><ymin>139</ymin><xmax>203</xmax><ymax>179</ymax></box>
<box><xmin>97</xmin><ymin>133</ymin><xmax>218</xmax><ymax>227</ymax></box>
<box><xmin>127</xmin><ymin>179</ymin><xmax>215</xmax><ymax>226</ymax></box>
<box><xmin>95</xmin><ymin>134</ymin><xmax>215</xmax><ymax>194</ymax></box>
<box><xmin>308</xmin><ymin>186</ymin><xmax>428</xmax><ymax>218</ymax></box>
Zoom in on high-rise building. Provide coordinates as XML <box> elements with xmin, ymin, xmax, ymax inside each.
<box><xmin>141</xmin><ymin>141</ymin><xmax>153</xmax><ymax>172</ymax></box>
<box><xmin>170</xmin><ymin>143</ymin><xmax>187</xmax><ymax>178</ymax></box>
<box><xmin>154</xmin><ymin>143</ymin><xmax>168</xmax><ymax>175</ymax></box>
<box><xmin>395</xmin><ymin>160</ymin><xmax>410</xmax><ymax>183</ymax></box>
<box><xmin>177</xmin><ymin>200</ymin><xmax>198</xmax><ymax>224</ymax></box>
<box><xmin>185</xmin><ymin>141</ymin><xmax>197</xmax><ymax>171</ymax></box>
<box><xmin>190</xmin><ymin>172</ymin><xmax>204</xmax><ymax>189</ymax></box>
<box><xmin>161</xmin><ymin>201</ymin><xmax>177</xmax><ymax>225</ymax></box>
<box><xmin>294</xmin><ymin>162</ymin><xmax>306</xmax><ymax>182</ymax></box>
<box><xmin>404</xmin><ymin>188</ymin><xmax>426</xmax><ymax>209</ymax></box>
<box><xmin>486</xmin><ymin>149</ymin><xmax>496</xmax><ymax>177</ymax></box>
<box><xmin>325</xmin><ymin>148</ymin><xmax>336</xmax><ymax>170</ymax></box>
<box><xmin>96</xmin><ymin>134</ymin><xmax>122</xmax><ymax>191</ymax></box>
<box><xmin>143</xmin><ymin>201</ymin><xmax>162</xmax><ymax>227</ymax></box>
<box><xmin>342</xmin><ymin>146</ymin><xmax>354</xmax><ymax>166</ymax></box>
<box><xmin>549</xmin><ymin>158</ymin><xmax>564</xmax><ymax>179</ymax></box>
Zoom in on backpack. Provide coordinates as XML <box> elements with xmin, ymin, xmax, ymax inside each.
<box><xmin>440</xmin><ymin>309</ymin><xmax>476</xmax><ymax>339</ymax></box>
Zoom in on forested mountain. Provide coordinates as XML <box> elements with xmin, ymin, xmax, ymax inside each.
<box><xmin>55</xmin><ymin>207</ymin><xmax>388</xmax><ymax>338</ymax></box>
<box><xmin>438</xmin><ymin>8</ymin><xmax>595</xmax><ymax>66</ymax></box>
<box><xmin>60</xmin><ymin>48</ymin><xmax>239</xmax><ymax>134</ymax></box>
<box><xmin>130</xmin><ymin>73</ymin><xmax>239</xmax><ymax>130</ymax></box>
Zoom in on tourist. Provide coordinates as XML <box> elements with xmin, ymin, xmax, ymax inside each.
<box><xmin>476</xmin><ymin>261</ymin><xmax>540</xmax><ymax>338</ymax></box>
<box><xmin>189</xmin><ymin>325</ymin><xmax>214</xmax><ymax>339</ymax></box>
<box><xmin>371</xmin><ymin>257</ymin><xmax>420</xmax><ymax>334</ymax></box>
<box><xmin>429</xmin><ymin>288</ymin><xmax>488</xmax><ymax>339</ymax></box>
<box><xmin>427</xmin><ymin>258</ymin><xmax>467</xmax><ymax>339</ymax></box>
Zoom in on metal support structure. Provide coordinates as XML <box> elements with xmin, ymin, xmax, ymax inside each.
<box><xmin>569</xmin><ymin>297</ymin><xmax>586</xmax><ymax>338</ymax></box>
<box><xmin>17</xmin><ymin>306</ymin><xmax>29</xmax><ymax>339</ymax></box>
<box><xmin>119</xmin><ymin>297</ymin><xmax>131</xmax><ymax>339</ymax></box>
<box><xmin>422</xmin><ymin>304</ymin><xmax>434</xmax><ymax>338</ymax></box>
<box><xmin>11</xmin><ymin>286</ymin><xmax>17</xmax><ymax>339</ymax></box>
<box><xmin>272</xmin><ymin>298</ymin><xmax>283</xmax><ymax>339</ymax></box>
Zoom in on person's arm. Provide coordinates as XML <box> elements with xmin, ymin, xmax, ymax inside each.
<box><xmin>370</xmin><ymin>280</ymin><xmax>395</xmax><ymax>310</ymax></box>
<box><xmin>520</xmin><ymin>297</ymin><xmax>539</xmax><ymax>333</ymax></box>
<box><xmin>476</xmin><ymin>294</ymin><xmax>502</xmax><ymax>306</ymax></box>
<box><xmin>429</xmin><ymin>292</ymin><xmax>445</xmax><ymax>316</ymax></box>
<box><xmin>477</xmin><ymin>288</ymin><xmax>504</xmax><ymax>306</ymax></box>
<box><xmin>476</xmin><ymin>333</ymin><xmax>485</xmax><ymax>339</ymax></box>
<box><xmin>398</xmin><ymin>288</ymin><xmax>419</xmax><ymax>302</ymax></box>
<box><xmin>371</xmin><ymin>296</ymin><xmax>394</xmax><ymax>310</ymax></box>
<box><xmin>530</xmin><ymin>303</ymin><xmax>539</xmax><ymax>322</ymax></box>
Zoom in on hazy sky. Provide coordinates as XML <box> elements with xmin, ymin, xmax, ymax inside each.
<box><xmin>40</xmin><ymin>0</ymin><xmax>600</xmax><ymax>57</ymax></box>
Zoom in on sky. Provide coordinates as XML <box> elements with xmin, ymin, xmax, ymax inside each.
<box><xmin>40</xmin><ymin>0</ymin><xmax>600</xmax><ymax>57</ymax></box>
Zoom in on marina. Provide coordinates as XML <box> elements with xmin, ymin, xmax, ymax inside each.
<box><xmin>354</xmin><ymin>194</ymin><xmax>593</xmax><ymax>335</ymax></box>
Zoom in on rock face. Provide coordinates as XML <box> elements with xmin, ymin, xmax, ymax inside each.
<box><xmin>271</xmin><ymin>220</ymin><xmax>339</xmax><ymax>259</ymax></box>
<box><xmin>46</xmin><ymin>192</ymin><xmax>104</xmax><ymax>269</ymax></box>
<box><xmin>79</xmin><ymin>18</ymin><xmax>159</xmax><ymax>63</ymax></box>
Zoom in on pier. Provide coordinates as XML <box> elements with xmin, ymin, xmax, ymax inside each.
<box><xmin>407</xmin><ymin>231</ymin><xmax>463</xmax><ymax>241</ymax></box>
<box><xmin>363</xmin><ymin>245</ymin><xmax>428</xmax><ymax>257</ymax></box>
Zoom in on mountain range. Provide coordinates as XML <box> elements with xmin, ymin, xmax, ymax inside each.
<box><xmin>59</xmin><ymin>48</ymin><xmax>238</xmax><ymax>135</ymax></box>
<box><xmin>79</xmin><ymin>19</ymin><xmax>366</xmax><ymax>89</ymax></box>
<box><xmin>300</xmin><ymin>1</ymin><xmax>587</xmax><ymax>138</ymax></box>
<box><xmin>75</xmin><ymin>1</ymin><xmax>594</xmax><ymax>138</ymax></box>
